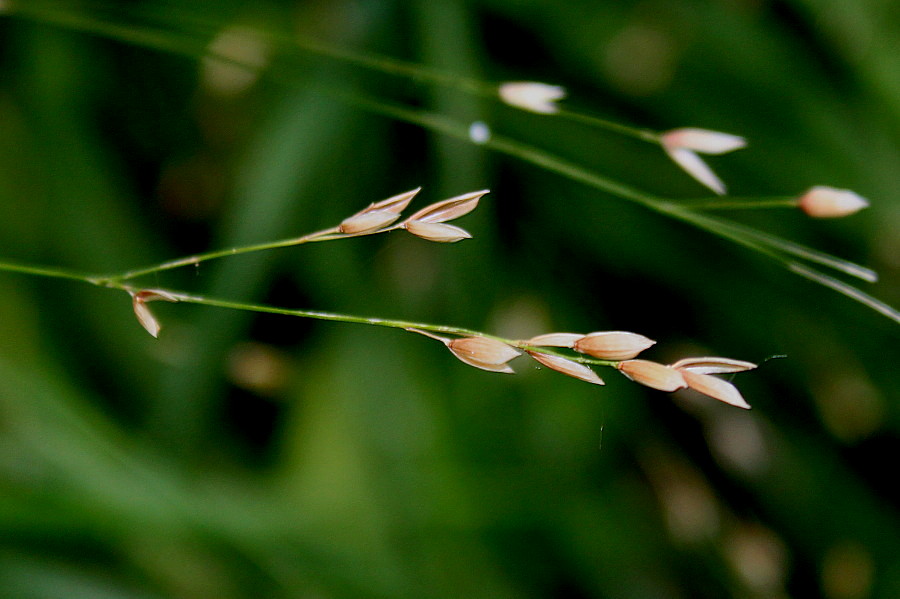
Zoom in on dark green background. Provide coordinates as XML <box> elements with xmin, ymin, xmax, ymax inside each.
<box><xmin>1</xmin><ymin>1</ymin><xmax>898</xmax><ymax>597</ymax></box>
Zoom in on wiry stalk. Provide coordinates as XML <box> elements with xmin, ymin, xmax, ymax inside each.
<box><xmin>3</xmin><ymin>3</ymin><xmax>895</xmax><ymax>323</ymax></box>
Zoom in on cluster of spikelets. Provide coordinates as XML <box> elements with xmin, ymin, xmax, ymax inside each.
<box><xmin>409</xmin><ymin>328</ymin><xmax>756</xmax><ymax>410</ymax></box>
<box><xmin>128</xmin><ymin>188</ymin><xmax>486</xmax><ymax>338</ymax></box>
<box><xmin>498</xmin><ymin>82</ymin><xmax>871</xmax><ymax>214</ymax></box>
<box><xmin>335</xmin><ymin>187</ymin><xmax>486</xmax><ymax>242</ymax></box>
<box><xmin>127</xmin><ymin>187</ymin><xmax>756</xmax><ymax>409</ymax></box>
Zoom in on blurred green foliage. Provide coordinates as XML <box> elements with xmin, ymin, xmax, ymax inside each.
<box><xmin>1</xmin><ymin>1</ymin><xmax>899</xmax><ymax>597</ymax></box>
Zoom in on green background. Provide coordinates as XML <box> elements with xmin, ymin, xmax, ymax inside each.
<box><xmin>1</xmin><ymin>1</ymin><xmax>898</xmax><ymax>597</ymax></box>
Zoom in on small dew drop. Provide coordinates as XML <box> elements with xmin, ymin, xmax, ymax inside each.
<box><xmin>468</xmin><ymin>121</ymin><xmax>491</xmax><ymax>144</ymax></box>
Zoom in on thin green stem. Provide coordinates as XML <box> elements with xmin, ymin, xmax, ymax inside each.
<box><xmin>12</xmin><ymin>3</ymin><xmax>656</xmax><ymax>140</ymax></box>
<box><xmin>153</xmin><ymin>290</ymin><xmax>620</xmax><ymax>366</ymax></box>
<box><xmin>0</xmin><ymin>254</ymin><xmax>617</xmax><ymax>367</ymax></box>
<box><xmin>558</xmin><ymin>109</ymin><xmax>659</xmax><ymax>143</ymax></box>
<box><xmin>6</xmin><ymin>5</ymin><xmax>895</xmax><ymax>322</ymax></box>
<box><xmin>675</xmin><ymin>197</ymin><xmax>798</xmax><ymax>211</ymax></box>
<box><xmin>97</xmin><ymin>226</ymin><xmax>341</xmax><ymax>284</ymax></box>
<box><xmin>153</xmin><ymin>289</ymin><xmax>606</xmax><ymax>360</ymax></box>
<box><xmin>0</xmin><ymin>259</ymin><xmax>96</xmax><ymax>283</ymax></box>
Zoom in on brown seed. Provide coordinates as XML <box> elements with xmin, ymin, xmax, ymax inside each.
<box><xmin>527</xmin><ymin>351</ymin><xmax>604</xmax><ymax>385</ymax></box>
<box><xmin>618</xmin><ymin>360</ymin><xmax>687</xmax><ymax>392</ymax></box>
<box><xmin>574</xmin><ymin>331</ymin><xmax>656</xmax><ymax>360</ymax></box>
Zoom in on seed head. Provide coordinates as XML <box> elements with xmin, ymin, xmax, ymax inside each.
<box><xmin>618</xmin><ymin>359</ymin><xmax>687</xmax><ymax>392</ymax></box>
<box><xmin>574</xmin><ymin>331</ymin><xmax>656</xmax><ymax>360</ymax></box>
<box><xmin>798</xmin><ymin>186</ymin><xmax>869</xmax><ymax>218</ymax></box>
<box><xmin>660</xmin><ymin>128</ymin><xmax>746</xmax><ymax>195</ymax></box>
<box><xmin>527</xmin><ymin>351</ymin><xmax>604</xmax><ymax>385</ymax></box>
<box><xmin>498</xmin><ymin>82</ymin><xmax>566</xmax><ymax>114</ymax></box>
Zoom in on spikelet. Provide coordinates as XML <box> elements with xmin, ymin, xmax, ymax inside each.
<box><xmin>527</xmin><ymin>351</ymin><xmax>604</xmax><ymax>385</ymax></box>
<box><xmin>338</xmin><ymin>188</ymin><xmax>421</xmax><ymax>234</ymax></box>
<box><xmin>130</xmin><ymin>289</ymin><xmax>179</xmax><ymax>338</ymax></box>
<box><xmin>680</xmin><ymin>370</ymin><xmax>751</xmax><ymax>409</ymax></box>
<box><xmin>618</xmin><ymin>359</ymin><xmax>687</xmax><ymax>392</ymax></box>
<box><xmin>402</xmin><ymin>190</ymin><xmax>487</xmax><ymax>243</ymax></box>
<box><xmin>574</xmin><ymin>331</ymin><xmax>656</xmax><ymax>360</ymax></box>
<box><xmin>498</xmin><ymin>82</ymin><xmax>566</xmax><ymax>114</ymax></box>
<box><xmin>670</xmin><ymin>357</ymin><xmax>757</xmax><ymax>374</ymax></box>
<box><xmin>407</xmin><ymin>329</ymin><xmax>520</xmax><ymax>373</ymax></box>
<box><xmin>798</xmin><ymin>186</ymin><xmax>869</xmax><ymax>218</ymax></box>
<box><xmin>660</xmin><ymin>128</ymin><xmax>746</xmax><ymax>195</ymax></box>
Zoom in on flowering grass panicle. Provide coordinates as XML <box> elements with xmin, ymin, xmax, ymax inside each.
<box><xmin>409</xmin><ymin>327</ymin><xmax>756</xmax><ymax>408</ymax></box>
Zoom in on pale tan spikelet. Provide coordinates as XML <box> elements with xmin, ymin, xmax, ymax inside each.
<box><xmin>661</xmin><ymin>128</ymin><xmax>747</xmax><ymax>155</ymax></box>
<box><xmin>527</xmin><ymin>351</ymin><xmax>604</xmax><ymax>385</ymax></box>
<box><xmin>407</xmin><ymin>329</ymin><xmax>519</xmax><ymax>374</ymax></box>
<box><xmin>404</xmin><ymin>190</ymin><xmax>487</xmax><ymax>224</ymax></box>
<box><xmin>574</xmin><ymin>331</ymin><xmax>656</xmax><ymax>360</ymax></box>
<box><xmin>498</xmin><ymin>82</ymin><xmax>566</xmax><ymax>114</ymax></box>
<box><xmin>130</xmin><ymin>289</ymin><xmax>178</xmax><ymax>338</ymax></box>
<box><xmin>338</xmin><ymin>210</ymin><xmax>401</xmax><ymax>234</ymax></box>
<box><xmin>663</xmin><ymin>146</ymin><xmax>727</xmax><ymax>195</ymax></box>
<box><xmin>369</xmin><ymin>187</ymin><xmax>422</xmax><ymax>213</ymax></box>
<box><xmin>681</xmin><ymin>370</ymin><xmax>751</xmax><ymax>409</ymax></box>
<box><xmin>338</xmin><ymin>188</ymin><xmax>421</xmax><ymax>234</ymax></box>
<box><xmin>798</xmin><ymin>186</ymin><xmax>869</xmax><ymax>218</ymax></box>
<box><xmin>526</xmin><ymin>332</ymin><xmax>583</xmax><ymax>348</ymax></box>
<box><xmin>670</xmin><ymin>357</ymin><xmax>757</xmax><ymax>375</ymax></box>
<box><xmin>659</xmin><ymin>128</ymin><xmax>746</xmax><ymax>196</ymax></box>
<box><xmin>404</xmin><ymin>221</ymin><xmax>472</xmax><ymax>243</ymax></box>
<box><xmin>618</xmin><ymin>360</ymin><xmax>687</xmax><ymax>392</ymax></box>
<box><xmin>448</xmin><ymin>337</ymin><xmax>521</xmax><ymax>365</ymax></box>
